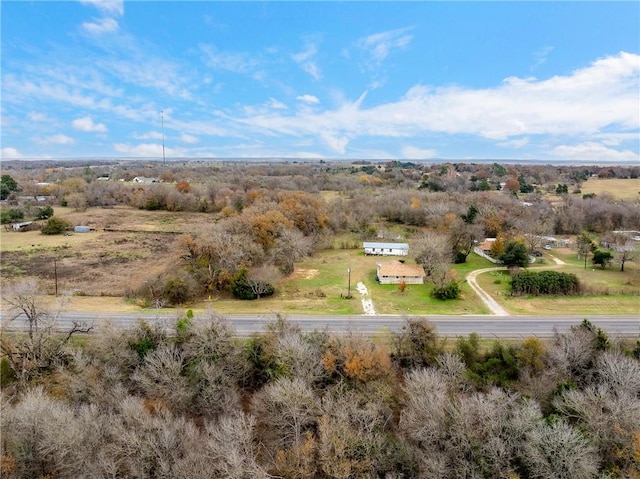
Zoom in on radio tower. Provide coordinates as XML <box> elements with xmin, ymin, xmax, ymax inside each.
<box><xmin>161</xmin><ymin>110</ymin><xmax>166</xmax><ymax>166</ymax></box>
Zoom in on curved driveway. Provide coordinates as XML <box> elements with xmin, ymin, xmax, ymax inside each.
<box><xmin>465</xmin><ymin>253</ymin><xmax>568</xmax><ymax>316</ymax></box>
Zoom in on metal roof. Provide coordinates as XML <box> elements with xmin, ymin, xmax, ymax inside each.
<box><xmin>363</xmin><ymin>242</ymin><xmax>409</xmax><ymax>249</ymax></box>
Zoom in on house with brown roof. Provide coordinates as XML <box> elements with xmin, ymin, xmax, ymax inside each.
<box><xmin>376</xmin><ymin>260</ymin><xmax>426</xmax><ymax>285</ymax></box>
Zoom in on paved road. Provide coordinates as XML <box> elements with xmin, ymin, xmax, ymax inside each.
<box><xmin>2</xmin><ymin>311</ymin><xmax>638</xmax><ymax>338</ymax></box>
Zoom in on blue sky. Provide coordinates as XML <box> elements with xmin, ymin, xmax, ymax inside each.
<box><xmin>2</xmin><ymin>1</ymin><xmax>639</xmax><ymax>162</ymax></box>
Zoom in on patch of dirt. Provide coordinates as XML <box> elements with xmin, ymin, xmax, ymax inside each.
<box><xmin>290</xmin><ymin>268</ymin><xmax>319</xmax><ymax>280</ymax></box>
<box><xmin>1</xmin><ymin>228</ymin><xmax>182</xmax><ymax>297</ymax></box>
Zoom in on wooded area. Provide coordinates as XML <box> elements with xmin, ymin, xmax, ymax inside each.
<box><xmin>1</xmin><ymin>314</ymin><xmax>639</xmax><ymax>479</ymax></box>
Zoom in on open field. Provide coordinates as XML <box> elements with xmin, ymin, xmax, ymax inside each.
<box><xmin>580</xmin><ymin>177</ymin><xmax>640</xmax><ymax>200</ymax></box>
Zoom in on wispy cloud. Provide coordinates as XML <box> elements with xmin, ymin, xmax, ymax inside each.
<box><xmin>39</xmin><ymin>134</ymin><xmax>75</xmax><ymax>145</ymax></box>
<box><xmin>114</xmin><ymin>142</ymin><xmax>186</xmax><ymax>157</ymax></box>
<box><xmin>235</xmin><ymin>52</ymin><xmax>638</xmax><ymax>156</ymax></box>
<box><xmin>296</xmin><ymin>94</ymin><xmax>320</xmax><ymax>104</ymax></box>
<box><xmin>497</xmin><ymin>138</ymin><xmax>530</xmax><ymax>149</ymax></box>
<box><xmin>550</xmin><ymin>142</ymin><xmax>638</xmax><ymax>161</ymax></box>
<box><xmin>28</xmin><ymin>112</ymin><xmax>50</xmax><ymax>122</ymax></box>
<box><xmin>402</xmin><ymin>145</ymin><xmax>438</xmax><ymax>159</ymax></box>
<box><xmin>356</xmin><ymin>27</ymin><xmax>413</xmax><ymax>67</ymax></box>
<box><xmin>200</xmin><ymin>44</ymin><xmax>260</xmax><ymax>74</ymax></box>
<box><xmin>81</xmin><ymin>17</ymin><xmax>119</xmax><ymax>35</ymax></box>
<box><xmin>133</xmin><ymin>131</ymin><xmax>163</xmax><ymax>140</ymax></box>
<box><xmin>531</xmin><ymin>46</ymin><xmax>554</xmax><ymax>71</ymax></box>
<box><xmin>266</xmin><ymin>98</ymin><xmax>287</xmax><ymax>110</ymax></box>
<box><xmin>180</xmin><ymin>133</ymin><xmax>198</xmax><ymax>144</ymax></box>
<box><xmin>72</xmin><ymin>116</ymin><xmax>107</xmax><ymax>133</ymax></box>
<box><xmin>292</xmin><ymin>42</ymin><xmax>321</xmax><ymax>80</ymax></box>
<box><xmin>80</xmin><ymin>0</ymin><xmax>124</xmax><ymax>17</ymax></box>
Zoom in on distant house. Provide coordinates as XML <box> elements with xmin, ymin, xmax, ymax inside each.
<box><xmin>377</xmin><ymin>260</ymin><xmax>425</xmax><ymax>285</ymax></box>
<box><xmin>477</xmin><ymin>238</ymin><xmax>497</xmax><ymax>255</ymax></box>
<box><xmin>474</xmin><ymin>238</ymin><xmax>502</xmax><ymax>264</ymax></box>
<box><xmin>363</xmin><ymin>242</ymin><xmax>409</xmax><ymax>256</ymax></box>
<box><xmin>132</xmin><ymin>177</ymin><xmax>159</xmax><ymax>184</ymax></box>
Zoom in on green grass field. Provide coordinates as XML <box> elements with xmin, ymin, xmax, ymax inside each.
<box><xmin>197</xmin><ymin>248</ymin><xmax>492</xmax><ymax>315</ymax></box>
<box><xmin>476</xmin><ymin>249</ymin><xmax>640</xmax><ymax>315</ymax></box>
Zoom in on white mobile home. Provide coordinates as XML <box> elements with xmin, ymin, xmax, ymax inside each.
<box><xmin>363</xmin><ymin>242</ymin><xmax>409</xmax><ymax>256</ymax></box>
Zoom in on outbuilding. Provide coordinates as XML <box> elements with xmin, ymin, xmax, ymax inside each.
<box><xmin>363</xmin><ymin>242</ymin><xmax>409</xmax><ymax>256</ymax></box>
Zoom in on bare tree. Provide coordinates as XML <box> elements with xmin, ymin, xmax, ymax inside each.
<box><xmin>610</xmin><ymin>233</ymin><xmax>637</xmax><ymax>272</ymax></box>
<box><xmin>523</xmin><ymin>420</ymin><xmax>599</xmax><ymax>479</ymax></box>
<box><xmin>413</xmin><ymin>231</ymin><xmax>453</xmax><ymax>287</ymax></box>
<box><xmin>1</xmin><ymin>279</ymin><xmax>92</xmax><ymax>381</ymax></box>
<box><xmin>252</xmin><ymin>377</ymin><xmax>319</xmax><ymax>451</ymax></box>
<box><xmin>247</xmin><ymin>265</ymin><xmax>281</xmax><ymax>299</ymax></box>
<box><xmin>196</xmin><ymin>414</ymin><xmax>269</xmax><ymax>479</ymax></box>
<box><xmin>131</xmin><ymin>345</ymin><xmax>192</xmax><ymax>413</ymax></box>
<box><xmin>275</xmin><ymin>332</ymin><xmax>325</xmax><ymax>384</ymax></box>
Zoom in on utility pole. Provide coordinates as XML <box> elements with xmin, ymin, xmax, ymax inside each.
<box><xmin>347</xmin><ymin>267</ymin><xmax>351</xmax><ymax>299</ymax></box>
<box><xmin>161</xmin><ymin>110</ymin><xmax>166</xmax><ymax>166</ymax></box>
<box><xmin>54</xmin><ymin>257</ymin><xmax>58</xmax><ymax>296</ymax></box>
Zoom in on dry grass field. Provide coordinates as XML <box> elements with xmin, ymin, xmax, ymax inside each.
<box><xmin>0</xmin><ymin>206</ymin><xmax>200</xmax><ymax>299</ymax></box>
<box><xmin>580</xmin><ymin>178</ymin><xmax>640</xmax><ymax>200</ymax></box>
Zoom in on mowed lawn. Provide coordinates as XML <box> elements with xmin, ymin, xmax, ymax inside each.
<box><xmin>475</xmin><ymin>248</ymin><xmax>640</xmax><ymax>315</ymax></box>
<box><xmin>204</xmin><ymin>248</ymin><xmax>491</xmax><ymax>315</ymax></box>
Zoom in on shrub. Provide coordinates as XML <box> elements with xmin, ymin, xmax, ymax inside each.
<box><xmin>0</xmin><ymin>208</ymin><xmax>24</xmax><ymax>224</ymax></box>
<box><xmin>35</xmin><ymin>205</ymin><xmax>54</xmax><ymax>219</ymax></box>
<box><xmin>41</xmin><ymin>216</ymin><xmax>69</xmax><ymax>235</ymax></box>
<box><xmin>231</xmin><ymin>268</ymin><xmax>275</xmax><ymax>300</ymax></box>
<box><xmin>161</xmin><ymin>274</ymin><xmax>198</xmax><ymax>305</ymax></box>
<box><xmin>592</xmin><ymin>249</ymin><xmax>613</xmax><ymax>269</ymax></box>
<box><xmin>510</xmin><ymin>270</ymin><xmax>580</xmax><ymax>296</ymax></box>
<box><xmin>431</xmin><ymin>281</ymin><xmax>460</xmax><ymax>300</ymax></box>
<box><xmin>499</xmin><ymin>241</ymin><xmax>529</xmax><ymax>268</ymax></box>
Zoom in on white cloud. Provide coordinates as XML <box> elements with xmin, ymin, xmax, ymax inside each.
<box><xmin>72</xmin><ymin>116</ymin><xmax>107</xmax><ymax>133</ymax></box>
<box><xmin>28</xmin><ymin>112</ymin><xmax>49</xmax><ymax>122</ymax></box>
<box><xmin>81</xmin><ymin>17</ymin><xmax>119</xmax><ymax>35</ymax></box>
<box><xmin>200</xmin><ymin>44</ymin><xmax>259</xmax><ymax>74</ymax></box>
<box><xmin>247</xmin><ymin>52</ymin><xmax>639</xmax><ymax>145</ymax></box>
<box><xmin>292</xmin><ymin>42</ymin><xmax>321</xmax><ymax>80</ymax></box>
<box><xmin>133</xmin><ymin>131</ymin><xmax>163</xmax><ymax>140</ymax></box>
<box><xmin>531</xmin><ymin>46</ymin><xmax>554</xmax><ymax>70</ymax></box>
<box><xmin>296</xmin><ymin>94</ymin><xmax>320</xmax><ymax>104</ymax></box>
<box><xmin>266</xmin><ymin>98</ymin><xmax>287</xmax><ymax>110</ymax></box>
<box><xmin>80</xmin><ymin>0</ymin><xmax>124</xmax><ymax>16</ymax></box>
<box><xmin>180</xmin><ymin>133</ymin><xmax>198</xmax><ymax>144</ymax></box>
<box><xmin>39</xmin><ymin>134</ymin><xmax>75</xmax><ymax>145</ymax></box>
<box><xmin>550</xmin><ymin>142</ymin><xmax>639</xmax><ymax>161</ymax></box>
<box><xmin>321</xmin><ymin>133</ymin><xmax>349</xmax><ymax>154</ymax></box>
<box><xmin>1</xmin><ymin>147</ymin><xmax>22</xmax><ymax>159</ymax></box>
<box><xmin>356</xmin><ymin>27</ymin><xmax>413</xmax><ymax>66</ymax></box>
<box><xmin>402</xmin><ymin>145</ymin><xmax>437</xmax><ymax>159</ymax></box>
<box><xmin>497</xmin><ymin>138</ymin><xmax>530</xmax><ymax>149</ymax></box>
<box><xmin>114</xmin><ymin>142</ymin><xmax>177</xmax><ymax>157</ymax></box>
